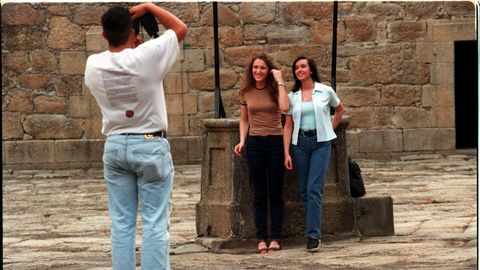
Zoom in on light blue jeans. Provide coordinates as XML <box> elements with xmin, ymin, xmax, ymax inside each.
<box><xmin>291</xmin><ymin>136</ymin><xmax>331</xmax><ymax>239</ymax></box>
<box><xmin>103</xmin><ymin>134</ymin><xmax>173</xmax><ymax>270</ymax></box>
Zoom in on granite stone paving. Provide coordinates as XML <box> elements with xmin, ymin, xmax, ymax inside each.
<box><xmin>3</xmin><ymin>154</ymin><xmax>477</xmax><ymax>269</ymax></box>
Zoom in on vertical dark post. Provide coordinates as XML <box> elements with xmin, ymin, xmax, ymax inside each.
<box><xmin>331</xmin><ymin>1</ymin><xmax>338</xmax><ymax>92</ymax></box>
<box><xmin>213</xmin><ymin>1</ymin><xmax>226</xmax><ymax>119</ymax></box>
<box><xmin>330</xmin><ymin>1</ymin><xmax>339</xmax><ymax>116</ymax></box>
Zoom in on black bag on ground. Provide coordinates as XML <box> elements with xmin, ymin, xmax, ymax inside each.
<box><xmin>348</xmin><ymin>156</ymin><xmax>366</xmax><ymax>198</ymax></box>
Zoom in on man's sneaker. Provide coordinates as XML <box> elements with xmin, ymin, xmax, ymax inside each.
<box><xmin>306</xmin><ymin>237</ymin><xmax>320</xmax><ymax>252</ymax></box>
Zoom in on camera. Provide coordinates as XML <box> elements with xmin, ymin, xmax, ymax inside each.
<box><xmin>133</xmin><ymin>12</ymin><xmax>159</xmax><ymax>38</ymax></box>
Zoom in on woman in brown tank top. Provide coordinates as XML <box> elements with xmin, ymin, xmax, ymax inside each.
<box><xmin>234</xmin><ymin>53</ymin><xmax>290</xmax><ymax>253</ymax></box>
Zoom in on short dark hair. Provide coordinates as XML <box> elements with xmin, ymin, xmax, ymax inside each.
<box><xmin>101</xmin><ymin>6</ymin><xmax>132</xmax><ymax>47</ymax></box>
<box><xmin>291</xmin><ymin>56</ymin><xmax>321</xmax><ymax>92</ymax></box>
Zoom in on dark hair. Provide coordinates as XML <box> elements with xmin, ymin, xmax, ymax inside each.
<box><xmin>101</xmin><ymin>6</ymin><xmax>133</xmax><ymax>47</ymax></box>
<box><xmin>239</xmin><ymin>53</ymin><xmax>280</xmax><ymax>105</ymax></box>
<box><xmin>291</xmin><ymin>56</ymin><xmax>321</xmax><ymax>92</ymax></box>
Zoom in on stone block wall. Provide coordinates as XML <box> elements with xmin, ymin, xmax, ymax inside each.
<box><xmin>2</xmin><ymin>2</ymin><xmax>476</xmax><ymax>169</ymax></box>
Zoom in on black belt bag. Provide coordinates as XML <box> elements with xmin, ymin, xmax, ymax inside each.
<box><xmin>121</xmin><ymin>130</ymin><xmax>167</xmax><ymax>139</ymax></box>
<box><xmin>298</xmin><ymin>129</ymin><xmax>317</xmax><ymax>137</ymax></box>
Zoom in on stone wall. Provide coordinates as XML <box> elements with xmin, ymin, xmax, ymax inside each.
<box><xmin>2</xmin><ymin>2</ymin><xmax>476</xmax><ymax>169</ymax></box>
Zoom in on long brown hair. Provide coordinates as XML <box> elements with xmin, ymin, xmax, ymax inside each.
<box><xmin>239</xmin><ymin>53</ymin><xmax>280</xmax><ymax>105</ymax></box>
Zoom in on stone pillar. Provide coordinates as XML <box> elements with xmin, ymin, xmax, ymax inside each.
<box><xmin>196</xmin><ymin>117</ymin><xmax>394</xmax><ymax>243</ymax></box>
<box><xmin>196</xmin><ymin>119</ymin><xmax>253</xmax><ymax>238</ymax></box>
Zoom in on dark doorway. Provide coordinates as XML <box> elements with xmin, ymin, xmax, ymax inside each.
<box><xmin>454</xmin><ymin>40</ymin><xmax>478</xmax><ymax>149</ymax></box>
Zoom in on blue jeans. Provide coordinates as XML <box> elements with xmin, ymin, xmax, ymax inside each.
<box><xmin>291</xmin><ymin>136</ymin><xmax>331</xmax><ymax>239</ymax></box>
<box><xmin>103</xmin><ymin>134</ymin><xmax>173</xmax><ymax>270</ymax></box>
<box><xmin>246</xmin><ymin>135</ymin><xmax>284</xmax><ymax>240</ymax></box>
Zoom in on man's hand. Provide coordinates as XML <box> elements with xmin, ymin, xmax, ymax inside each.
<box><xmin>134</xmin><ymin>36</ymin><xmax>144</xmax><ymax>47</ymax></box>
<box><xmin>130</xmin><ymin>2</ymin><xmax>188</xmax><ymax>42</ymax></box>
<box><xmin>129</xmin><ymin>3</ymin><xmax>151</xmax><ymax>21</ymax></box>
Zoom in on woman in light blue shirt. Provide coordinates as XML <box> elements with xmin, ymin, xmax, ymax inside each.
<box><xmin>283</xmin><ymin>56</ymin><xmax>345</xmax><ymax>253</ymax></box>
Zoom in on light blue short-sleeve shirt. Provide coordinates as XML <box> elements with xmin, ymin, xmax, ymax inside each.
<box><xmin>286</xmin><ymin>82</ymin><xmax>341</xmax><ymax>145</ymax></box>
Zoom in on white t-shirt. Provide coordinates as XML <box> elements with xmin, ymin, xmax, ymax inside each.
<box><xmin>85</xmin><ymin>29</ymin><xmax>180</xmax><ymax>136</ymax></box>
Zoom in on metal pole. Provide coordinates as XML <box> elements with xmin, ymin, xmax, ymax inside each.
<box><xmin>331</xmin><ymin>1</ymin><xmax>338</xmax><ymax>92</ymax></box>
<box><xmin>330</xmin><ymin>1</ymin><xmax>338</xmax><ymax>116</ymax></box>
<box><xmin>213</xmin><ymin>1</ymin><xmax>226</xmax><ymax>119</ymax></box>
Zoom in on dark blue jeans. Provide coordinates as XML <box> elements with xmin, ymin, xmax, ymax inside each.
<box><xmin>291</xmin><ymin>136</ymin><xmax>331</xmax><ymax>239</ymax></box>
<box><xmin>246</xmin><ymin>135</ymin><xmax>284</xmax><ymax>240</ymax></box>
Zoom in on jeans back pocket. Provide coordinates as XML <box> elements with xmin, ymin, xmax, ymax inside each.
<box><xmin>132</xmin><ymin>139</ymin><xmax>173</xmax><ymax>182</ymax></box>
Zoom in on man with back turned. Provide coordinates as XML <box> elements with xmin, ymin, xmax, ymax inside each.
<box><xmin>84</xmin><ymin>3</ymin><xmax>187</xmax><ymax>269</ymax></box>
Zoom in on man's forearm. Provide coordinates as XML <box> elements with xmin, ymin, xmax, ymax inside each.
<box><xmin>144</xmin><ymin>3</ymin><xmax>188</xmax><ymax>41</ymax></box>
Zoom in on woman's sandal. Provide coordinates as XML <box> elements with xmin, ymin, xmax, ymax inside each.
<box><xmin>268</xmin><ymin>239</ymin><xmax>281</xmax><ymax>252</ymax></box>
<box><xmin>257</xmin><ymin>240</ymin><xmax>268</xmax><ymax>254</ymax></box>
